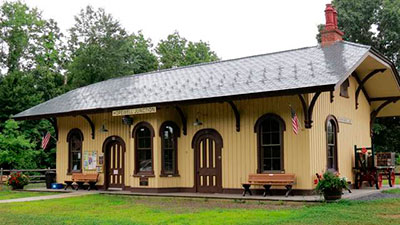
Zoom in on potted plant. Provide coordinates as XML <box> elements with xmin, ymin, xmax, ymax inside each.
<box><xmin>6</xmin><ymin>172</ymin><xmax>29</xmax><ymax>190</ymax></box>
<box><xmin>315</xmin><ymin>171</ymin><xmax>348</xmax><ymax>201</ymax></box>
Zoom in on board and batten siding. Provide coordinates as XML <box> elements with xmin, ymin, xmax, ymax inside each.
<box><xmin>56</xmin><ymin>95</ymin><xmax>313</xmax><ymax>190</ymax></box>
<box><xmin>310</xmin><ymin>76</ymin><xmax>371</xmax><ymax>186</ymax></box>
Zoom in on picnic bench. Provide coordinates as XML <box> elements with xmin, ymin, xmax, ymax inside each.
<box><xmin>64</xmin><ymin>173</ymin><xmax>99</xmax><ymax>191</ymax></box>
<box><xmin>242</xmin><ymin>173</ymin><xmax>296</xmax><ymax>197</ymax></box>
<box><xmin>0</xmin><ymin>175</ymin><xmax>8</xmax><ymax>184</ymax></box>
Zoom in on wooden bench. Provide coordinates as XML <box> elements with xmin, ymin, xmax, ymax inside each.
<box><xmin>242</xmin><ymin>174</ymin><xmax>296</xmax><ymax>197</ymax></box>
<box><xmin>0</xmin><ymin>175</ymin><xmax>8</xmax><ymax>184</ymax></box>
<box><xmin>64</xmin><ymin>173</ymin><xmax>99</xmax><ymax>191</ymax></box>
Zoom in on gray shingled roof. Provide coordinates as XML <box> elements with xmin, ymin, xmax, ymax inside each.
<box><xmin>14</xmin><ymin>41</ymin><xmax>371</xmax><ymax>119</ymax></box>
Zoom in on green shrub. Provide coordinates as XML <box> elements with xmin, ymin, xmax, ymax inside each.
<box><xmin>315</xmin><ymin>171</ymin><xmax>348</xmax><ymax>195</ymax></box>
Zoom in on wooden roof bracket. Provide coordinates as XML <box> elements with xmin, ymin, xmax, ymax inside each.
<box><xmin>370</xmin><ymin>98</ymin><xmax>399</xmax><ymax>136</ymax></box>
<box><xmin>80</xmin><ymin>115</ymin><xmax>95</xmax><ymax>139</ymax></box>
<box><xmin>227</xmin><ymin>101</ymin><xmax>240</xmax><ymax>132</ymax></box>
<box><xmin>175</xmin><ymin>106</ymin><xmax>187</xmax><ymax>135</ymax></box>
<box><xmin>355</xmin><ymin>69</ymin><xmax>386</xmax><ymax>109</ymax></box>
<box><xmin>46</xmin><ymin>117</ymin><xmax>58</xmax><ymax>141</ymax></box>
<box><xmin>298</xmin><ymin>92</ymin><xmax>322</xmax><ymax>129</ymax></box>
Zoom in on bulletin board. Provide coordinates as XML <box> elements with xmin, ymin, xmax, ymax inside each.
<box><xmin>83</xmin><ymin>150</ymin><xmax>97</xmax><ymax>171</ymax></box>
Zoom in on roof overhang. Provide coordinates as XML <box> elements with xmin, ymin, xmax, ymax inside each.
<box><xmin>352</xmin><ymin>49</ymin><xmax>400</xmax><ymax>117</ymax></box>
<box><xmin>13</xmin><ymin>84</ymin><xmax>335</xmax><ymax>120</ymax></box>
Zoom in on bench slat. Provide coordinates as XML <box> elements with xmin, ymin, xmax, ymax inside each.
<box><xmin>70</xmin><ymin>173</ymin><xmax>99</xmax><ymax>182</ymax></box>
<box><xmin>245</xmin><ymin>173</ymin><xmax>296</xmax><ymax>186</ymax></box>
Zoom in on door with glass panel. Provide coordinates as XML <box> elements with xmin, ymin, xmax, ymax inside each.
<box><xmin>104</xmin><ymin>137</ymin><xmax>125</xmax><ymax>189</ymax></box>
<box><xmin>193</xmin><ymin>129</ymin><xmax>223</xmax><ymax>193</ymax></box>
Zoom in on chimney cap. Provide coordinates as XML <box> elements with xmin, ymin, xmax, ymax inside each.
<box><xmin>321</xmin><ymin>3</ymin><xmax>344</xmax><ymax>47</ymax></box>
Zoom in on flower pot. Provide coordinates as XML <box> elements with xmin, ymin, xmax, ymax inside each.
<box><xmin>11</xmin><ymin>185</ymin><xmax>25</xmax><ymax>190</ymax></box>
<box><xmin>323</xmin><ymin>191</ymin><xmax>342</xmax><ymax>201</ymax></box>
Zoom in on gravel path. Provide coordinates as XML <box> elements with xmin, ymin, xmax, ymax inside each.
<box><xmin>0</xmin><ymin>191</ymin><xmax>96</xmax><ymax>204</ymax></box>
<box><xmin>352</xmin><ymin>192</ymin><xmax>400</xmax><ymax>201</ymax></box>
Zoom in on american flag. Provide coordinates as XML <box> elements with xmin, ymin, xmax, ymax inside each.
<box><xmin>41</xmin><ymin>132</ymin><xmax>51</xmax><ymax>149</ymax></box>
<box><xmin>290</xmin><ymin>106</ymin><xmax>299</xmax><ymax>135</ymax></box>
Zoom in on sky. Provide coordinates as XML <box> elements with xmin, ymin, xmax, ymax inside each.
<box><xmin>21</xmin><ymin>0</ymin><xmax>328</xmax><ymax>60</ymax></box>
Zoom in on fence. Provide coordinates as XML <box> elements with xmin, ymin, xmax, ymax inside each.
<box><xmin>0</xmin><ymin>168</ymin><xmax>56</xmax><ymax>185</ymax></box>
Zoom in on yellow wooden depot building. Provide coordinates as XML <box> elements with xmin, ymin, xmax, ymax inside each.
<box><xmin>14</xmin><ymin>4</ymin><xmax>400</xmax><ymax>194</ymax></box>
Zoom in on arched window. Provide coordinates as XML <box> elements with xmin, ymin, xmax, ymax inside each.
<box><xmin>133</xmin><ymin>122</ymin><xmax>154</xmax><ymax>175</ymax></box>
<box><xmin>67</xmin><ymin>129</ymin><xmax>83</xmax><ymax>173</ymax></box>
<box><xmin>254</xmin><ymin>114</ymin><xmax>286</xmax><ymax>173</ymax></box>
<box><xmin>326</xmin><ymin>115</ymin><xmax>339</xmax><ymax>171</ymax></box>
<box><xmin>160</xmin><ymin>121</ymin><xmax>180</xmax><ymax>176</ymax></box>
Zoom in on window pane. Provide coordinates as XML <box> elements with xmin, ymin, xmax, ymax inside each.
<box><xmin>138</xmin><ymin>127</ymin><xmax>150</xmax><ymax>138</ymax></box>
<box><xmin>328</xmin><ymin>146</ymin><xmax>334</xmax><ymax>157</ymax></box>
<box><xmin>69</xmin><ymin>131</ymin><xmax>82</xmax><ymax>172</ymax></box>
<box><xmin>163</xmin><ymin>149</ymin><xmax>174</xmax><ymax>172</ymax></box>
<box><xmin>326</xmin><ymin>119</ymin><xmax>337</xmax><ymax>170</ymax></box>
<box><xmin>272</xmin><ymin>159</ymin><xmax>281</xmax><ymax>171</ymax></box>
<box><xmin>138</xmin><ymin>137</ymin><xmax>151</xmax><ymax>149</ymax></box>
<box><xmin>263</xmin><ymin>147</ymin><xmax>272</xmax><ymax>158</ymax></box>
<box><xmin>327</xmin><ymin>121</ymin><xmax>333</xmax><ymax>132</ymax></box>
<box><xmin>327</xmin><ymin>158</ymin><xmax>333</xmax><ymax>169</ymax></box>
<box><xmin>270</xmin><ymin>120</ymin><xmax>280</xmax><ymax>132</ymax></box>
<box><xmin>138</xmin><ymin>149</ymin><xmax>152</xmax><ymax>172</ymax></box>
<box><xmin>138</xmin><ymin>138</ymin><xmax>146</xmax><ymax>148</ymax></box>
<box><xmin>161</xmin><ymin>124</ymin><xmax>177</xmax><ymax>174</ymax></box>
<box><xmin>72</xmin><ymin>151</ymin><xmax>81</xmax><ymax>171</ymax></box>
<box><xmin>272</xmin><ymin>146</ymin><xmax>281</xmax><ymax>158</ymax></box>
<box><xmin>261</xmin><ymin>121</ymin><xmax>270</xmax><ymax>132</ymax></box>
<box><xmin>263</xmin><ymin>159</ymin><xmax>271</xmax><ymax>171</ymax></box>
<box><xmin>262</xmin><ymin>133</ymin><xmax>270</xmax><ymax>145</ymax></box>
<box><xmin>271</xmin><ymin>132</ymin><xmax>280</xmax><ymax>144</ymax></box>
<box><xmin>259</xmin><ymin>117</ymin><xmax>283</xmax><ymax>172</ymax></box>
<box><xmin>328</xmin><ymin>133</ymin><xmax>334</xmax><ymax>144</ymax></box>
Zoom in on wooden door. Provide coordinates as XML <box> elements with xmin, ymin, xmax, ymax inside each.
<box><xmin>193</xmin><ymin>129</ymin><xmax>223</xmax><ymax>193</ymax></box>
<box><xmin>105</xmin><ymin>137</ymin><xmax>125</xmax><ymax>189</ymax></box>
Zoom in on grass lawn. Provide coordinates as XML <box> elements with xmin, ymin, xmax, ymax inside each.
<box><xmin>382</xmin><ymin>175</ymin><xmax>400</xmax><ymax>185</ymax></box>
<box><xmin>0</xmin><ymin>194</ymin><xmax>400</xmax><ymax>225</ymax></box>
<box><xmin>383</xmin><ymin>188</ymin><xmax>400</xmax><ymax>194</ymax></box>
<box><xmin>0</xmin><ymin>184</ymin><xmax>57</xmax><ymax>200</ymax></box>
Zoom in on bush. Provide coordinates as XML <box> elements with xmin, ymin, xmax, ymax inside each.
<box><xmin>6</xmin><ymin>172</ymin><xmax>29</xmax><ymax>190</ymax></box>
<box><xmin>315</xmin><ymin>171</ymin><xmax>348</xmax><ymax>195</ymax></box>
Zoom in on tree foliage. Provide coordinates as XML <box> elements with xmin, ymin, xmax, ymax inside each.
<box><xmin>325</xmin><ymin>0</ymin><xmax>400</xmax><ymax>153</ymax></box>
<box><xmin>66</xmin><ymin>6</ymin><xmax>158</xmax><ymax>89</ymax></box>
<box><xmin>0</xmin><ymin>1</ymin><xmax>66</xmax><ymax>74</ymax></box>
<box><xmin>0</xmin><ymin>120</ymin><xmax>38</xmax><ymax>169</ymax></box>
<box><xmin>0</xmin><ymin>1</ymin><xmax>64</xmax><ymax>169</ymax></box>
<box><xmin>156</xmin><ymin>31</ymin><xmax>219</xmax><ymax>69</ymax></box>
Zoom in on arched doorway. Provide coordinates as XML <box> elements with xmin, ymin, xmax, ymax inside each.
<box><xmin>103</xmin><ymin>136</ymin><xmax>126</xmax><ymax>189</ymax></box>
<box><xmin>192</xmin><ymin>129</ymin><xmax>223</xmax><ymax>193</ymax></box>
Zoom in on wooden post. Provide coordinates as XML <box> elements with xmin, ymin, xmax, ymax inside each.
<box><xmin>0</xmin><ymin>168</ymin><xmax>3</xmax><ymax>190</ymax></box>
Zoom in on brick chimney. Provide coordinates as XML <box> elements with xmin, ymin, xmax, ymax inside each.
<box><xmin>320</xmin><ymin>4</ymin><xmax>344</xmax><ymax>47</ymax></box>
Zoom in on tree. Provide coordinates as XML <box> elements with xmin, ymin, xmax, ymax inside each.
<box><xmin>0</xmin><ymin>1</ymin><xmax>66</xmax><ymax>74</ymax></box>
<box><xmin>0</xmin><ymin>120</ymin><xmax>38</xmax><ymax>169</ymax></box>
<box><xmin>0</xmin><ymin>1</ymin><xmax>65</xmax><ymax>169</ymax></box>
<box><xmin>67</xmin><ymin>6</ymin><xmax>158</xmax><ymax>89</ymax></box>
<box><xmin>156</xmin><ymin>31</ymin><xmax>219</xmax><ymax>69</ymax></box>
<box><xmin>0</xmin><ymin>1</ymin><xmax>66</xmax><ymax>115</ymax></box>
<box><xmin>321</xmin><ymin>0</ymin><xmax>400</xmax><ymax>153</ymax></box>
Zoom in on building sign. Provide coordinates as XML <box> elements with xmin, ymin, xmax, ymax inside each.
<box><xmin>338</xmin><ymin>117</ymin><xmax>352</xmax><ymax>125</ymax></box>
<box><xmin>112</xmin><ymin>107</ymin><xmax>156</xmax><ymax>116</ymax></box>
